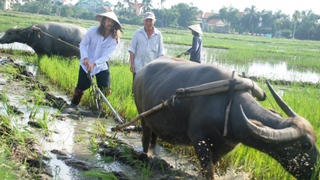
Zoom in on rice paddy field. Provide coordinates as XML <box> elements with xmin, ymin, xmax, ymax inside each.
<box><xmin>0</xmin><ymin>10</ymin><xmax>320</xmax><ymax>179</ymax></box>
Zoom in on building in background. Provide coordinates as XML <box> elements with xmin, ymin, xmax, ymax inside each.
<box><xmin>3</xmin><ymin>0</ymin><xmax>30</xmax><ymax>10</ymax></box>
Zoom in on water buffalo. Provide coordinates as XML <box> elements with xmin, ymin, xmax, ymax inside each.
<box><xmin>133</xmin><ymin>55</ymin><xmax>319</xmax><ymax>180</ymax></box>
<box><xmin>0</xmin><ymin>22</ymin><xmax>87</xmax><ymax>57</ymax></box>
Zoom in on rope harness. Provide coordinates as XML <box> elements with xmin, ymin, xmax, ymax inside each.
<box><xmin>223</xmin><ymin>71</ymin><xmax>236</xmax><ymax>136</ymax></box>
<box><xmin>27</xmin><ymin>25</ymin><xmax>80</xmax><ymax>51</ymax></box>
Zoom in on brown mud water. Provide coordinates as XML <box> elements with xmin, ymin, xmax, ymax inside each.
<box><xmin>0</xmin><ymin>56</ymin><xmax>216</xmax><ymax>180</ymax></box>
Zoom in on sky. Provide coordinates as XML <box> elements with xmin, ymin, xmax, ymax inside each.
<box><xmin>107</xmin><ymin>0</ymin><xmax>320</xmax><ymax>16</ymax></box>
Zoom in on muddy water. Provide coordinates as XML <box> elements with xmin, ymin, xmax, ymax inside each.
<box><xmin>0</xmin><ymin>58</ymin><xmax>203</xmax><ymax>179</ymax></box>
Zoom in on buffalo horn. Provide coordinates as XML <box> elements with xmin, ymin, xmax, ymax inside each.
<box><xmin>266</xmin><ymin>80</ymin><xmax>297</xmax><ymax>117</ymax></box>
<box><xmin>240</xmin><ymin>105</ymin><xmax>302</xmax><ymax>142</ymax></box>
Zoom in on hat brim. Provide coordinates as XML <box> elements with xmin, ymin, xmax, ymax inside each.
<box><xmin>143</xmin><ymin>17</ymin><xmax>156</xmax><ymax>21</ymax></box>
<box><xmin>95</xmin><ymin>12</ymin><xmax>121</xmax><ymax>28</ymax></box>
<box><xmin>188</xmin><ymin>24</ymin><xmax>203</xmax><ymax>35</ymax></box>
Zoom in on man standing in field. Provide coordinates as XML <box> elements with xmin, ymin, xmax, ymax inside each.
<box><xmin>128</xmin><ymin>11</ymin><xmax>164</xmax><ymax>81</ymax></box>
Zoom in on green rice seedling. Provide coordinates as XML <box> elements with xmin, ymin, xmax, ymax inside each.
<box><xmin>0</xmin><ymin>114</ymin><xmax>39</xmax><ymax>179</ymax></box>
<box><xmin>0</xmin><ymin>149</ymin><xmax>25</xmax><ymax>179</ymax></box>
<box><xmin>38</xmin><ymin>55</ymin><xmax>79</xmax><ymax>94</ymax></box>
<box><xmin>0</xmin><ymin>62</ymin><xmax>19</xmax><ymax>76</ymax></box>
<box><xmin>88</xmin><ymin>136</ymin><xmax>99</xmax><ymax>154</ymax></box>
<box><xmin>0</xmin><ymin>91</ymin><xmax>10</xmax><ymax>111</ymax></box>
<box><xmin>34</xmin><ymin>110</ymin><xmax>51</xmax><ymax>134</ymax></box>
<box><xmin>81</xmin><ymin>170</ymin><xmax>118</xmax><ymax>180</ymax></box>
<box><xmin>93</xmin><ymin>121</ymin><xmax>108</xmax><ymax>137</ymax></box>
<box><xmin>140</xmin><ymin>163</ymin><xmax>153</xmax><ymax>180</ymax></box>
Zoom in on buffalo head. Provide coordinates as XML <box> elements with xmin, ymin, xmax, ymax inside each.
<box><xmin>0</xmin><ymin>27</ymin><xmax>25</xmax><ymax>44</ymax></box>
<box><xmin>241</xmin><ymin>81</ymin><xmax>319</xmax><ymax>179</ymax></box>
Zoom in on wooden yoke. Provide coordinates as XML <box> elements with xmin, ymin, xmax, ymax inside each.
<box><xmin>176</xmin><ymin>78</ymin><xmax>266</xmax><ymax>101</ymax></box>
<box><xmin>112</xmin><ymin>78</ymin><xmax>266</xmax><ymax>132</ymax></box>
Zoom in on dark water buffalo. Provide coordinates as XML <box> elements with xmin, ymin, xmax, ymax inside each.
<box><xmin>133</xmin><ymin>56</ymin><xmax>319</xmax><ymax>180</ymax></box>
<box><xmin>0</xmin><ymin>22</ymin><xmax>87</xmax><ymax>57</ymax></box>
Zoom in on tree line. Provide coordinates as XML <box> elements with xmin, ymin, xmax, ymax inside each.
<box><xmin>2</xmin><ymin>0</ymin><xmax>320</xmax><ymax>40</ymax></box>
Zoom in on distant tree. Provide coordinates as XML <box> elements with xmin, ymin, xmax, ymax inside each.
<box><xmin>123</xmin><ymin>0</ymin><xmax>133</xmax><ymax>11</ymax></box>
<box><xmin>242</xmin><ymin>5</ymin><xmax>259</xmax><ymax>33</ymax></box>
<box><xmin>0</xmin><ymin>0</ymin><xmax>3</xmax><ymax>10</ymax></box>
<box><xmin>172</xmin><ymin>3</ymin><xmax>198</xmax><ymax>27</ymax></box>
<box><xmin>154</xmin><ymin>8</ymin><xmax>179</xmax><ymax>27</ymax></box>
<box><xmin>272</xmin><ymin>10</ymin><xmax>291</xmax><ymax>36</ymax></box>
<box><xmin>141</xmin><ymin>0</ymin><xmax>152</xmax><ymax>13</ymax></box>
<box><xmin>160</xmin><ymin>0</ymin><xmax>166</xmax><ymax>8</ymax></box>
<box><xmin>292</xmin><ymin>10</ymin><xmax>301</xmax><ymax>39</ymax></box>
<box><xmin>259</xmin><ymin>10</ymin><xmax>273</xmax><ymax>34</ymax></box>
<box><xmin>113</xmin><ymin>1</ymin><xmax>125</xmax><ymax>12</ymax></box>
<box><xmin>218</xmin><ymin>6</ymin><xmax>240</xmax><ymax>33</ymax></box>
<box><xmin>60</xmin><ymin>5</ymin><xmax>73</xmax><ymax>18</ymax></box>
<box><xmin>295</xmin><ymin>10</ymin><xmax>319</xmax><ymax>40</ymax></box>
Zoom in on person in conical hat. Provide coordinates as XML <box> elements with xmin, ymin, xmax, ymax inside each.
<box><xmin>183</xmin><ymin>24</ymin><xmax>203</xmax><ymax>63</ymax></box>
<box><xmin>66</xmin><ymin>11</ymin><xmax>123</xmax><ymax>112</ymax></box>
<box><xmin>188</xmin><ymin>24</ymin><xmax>203</xmax><ymax>35</ymax></box>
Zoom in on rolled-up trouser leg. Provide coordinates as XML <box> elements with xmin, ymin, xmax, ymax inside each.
<box><xmin>71</xmin><ymin>88</ymin><xmax>84</xmax><ymax>106</ymax></box>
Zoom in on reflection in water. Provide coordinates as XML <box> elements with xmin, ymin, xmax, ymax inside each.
<box><xmin>248</xmin><ymin>62</ymin><xmax>319</xmax><ymax>83</ymax></box>
<box><xmin>112</xmin><ymin>40</ymin><xmax>319</xmax><ymax>83</ymax></box>
<box><xmin>0</xmin><ymin>34</ymin><xmax>319</xmax><ymax>83</ymax></box>
<box><xmin>0</xmin><ymin>42</ymin><xmax>34</xmax><ymax>51</ymax></box>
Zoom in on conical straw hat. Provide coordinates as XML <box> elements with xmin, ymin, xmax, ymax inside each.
<box><xmin>188</xmin><ymin>24</ymin><xmax>202</xmax><ymax>35</ymax></box>
<box><xmin>95</xmin><ymin>11</ymin><xmax>121</xmax><ymax>28</ymax></box>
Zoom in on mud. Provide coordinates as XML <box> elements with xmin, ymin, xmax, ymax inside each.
<box><xmin>0</xmin><ymin>56</ymin><xmax>207</xmax><ymax>180</ymax></box>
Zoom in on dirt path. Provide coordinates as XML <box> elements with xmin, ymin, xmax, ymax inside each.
<box><xmin>0</xmin><ymin>56</ymin><xmax>206</xmax><ymax>180</ymax></box>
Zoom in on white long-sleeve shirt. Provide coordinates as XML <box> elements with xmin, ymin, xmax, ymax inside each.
<box><xmin>128</xmin><ymin>27</ymin><xmax>164</xmax><ymax>73</ymax></box>
<box><xmin>79</xmin><ymin>26</ymin><xmax>119</xmax><ymax>75</ymax></box>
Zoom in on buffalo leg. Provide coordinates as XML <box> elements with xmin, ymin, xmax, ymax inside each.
<box><xmin>141</xmin><ymin>119</ymin><xmax>152</xmax><ymax>153</ymax></box>
<box><xmin>193</xmin><ymin>138</ymin><xmax>214</xmax><ymax>180</ymax></box>
<box><xmin>150</xmin><ymin>132</ymin><xmax>157</xmax><ymax>147</ymax></box>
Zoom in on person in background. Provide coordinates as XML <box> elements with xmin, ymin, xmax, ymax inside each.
<box><xmin>128</xmin><ymin>11</ymin><xmax>164</xmax><ymax>81</ymax></box>
<box><xmin>183</xmin><ymin>24</ymin><xmax>203</xmax><ymax>63</ymax></box>
<box><xmin>67</xmin><ymin>11</ymin><xmax>122</xmax><ymax>110</ymax></box>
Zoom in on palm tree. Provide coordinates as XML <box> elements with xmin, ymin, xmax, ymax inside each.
<box><xmin>142</xmin><ymin>0</ymin><xmax>152</xmax><ymax>13</ymax></box>
<box><xmin>243</xmin><ymin>5</ymin><xmax>258</xmax><ymax>34</ymax></box>
<box><xmin>160</xmin><ymin>0</ymin><xmax>166</xmax><ymax>9</ymax></box>
<box><xmin>292</xmin><ymin>10</ymin><xmax>301</xmax><ymax>39</ymax></box>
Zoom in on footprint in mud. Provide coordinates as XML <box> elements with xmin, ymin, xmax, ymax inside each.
<box><xmin>97</xmin><ymin>140</ymin><xmax>199</xmax><ymax>180</ymax></box>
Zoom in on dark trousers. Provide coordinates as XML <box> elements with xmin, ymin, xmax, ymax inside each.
<box><xmin>76</xmin><ymin>67</ymin><xmax>110</xmax><ymax>91</ymax></box>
